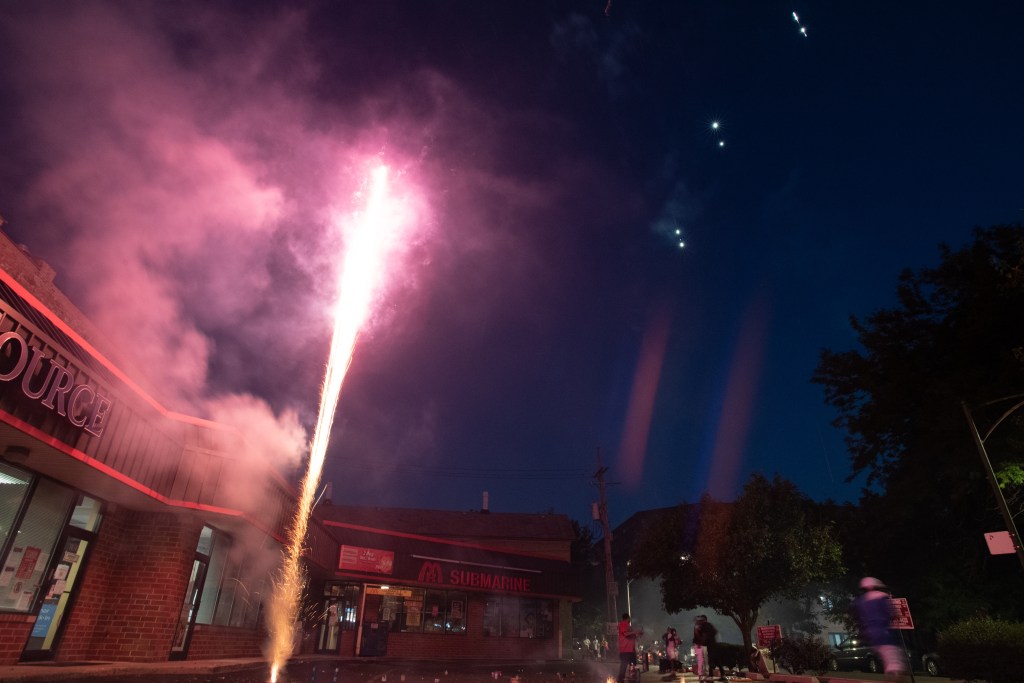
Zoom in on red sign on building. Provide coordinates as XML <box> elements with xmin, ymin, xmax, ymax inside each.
<box><xmin>339</xmin><ymin>545</ymin><xmax>394</xmax><ymax>574</ymax></box>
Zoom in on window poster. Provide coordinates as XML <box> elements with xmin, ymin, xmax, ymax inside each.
<box><xmin>406</xmin><ymin>601</ymin><xmax>422</xmax><ymax>627</ymax></box>
<box><xmin>15</xmin><ymin>546</ymin><xmax>41</xmax><ymax>579</ymax></box>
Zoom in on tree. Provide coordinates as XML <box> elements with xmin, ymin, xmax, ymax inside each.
<box><xmin>813</xmin><ymin>224</ymin><xmax>1024</xmax><ymax>626</ymax></box>
<box><xmin>628</xmin><ymin>474</ymin><xmax>844</xmax><ymax>653</ymax></box>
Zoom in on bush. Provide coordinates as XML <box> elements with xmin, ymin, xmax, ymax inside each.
<box><xmin>710</xmin><ymin>643</ymin><xmax>748</xmax><ymax>670</ymax></box>
<box><xmin>938</xmin><ymin>617</ymin><xmax>1024</xmax><ymax>683</ymax></box>
<box><xmin>773</xmin><ymin>635</ymin><xmax>832</xmax><ymax>675</ymax></box>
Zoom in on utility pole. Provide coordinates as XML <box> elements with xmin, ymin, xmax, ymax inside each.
<box><xmin>594</xmin><ymin>448</ymin><xmax>618</xmax><ymax>631</ymax></box>
<box><xmin>962</xmin><ymin>398</ymin><xmax>1024</xmax><ymax>571</ymax></box>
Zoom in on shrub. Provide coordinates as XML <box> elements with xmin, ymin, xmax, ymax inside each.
<box><xmin>710</xmin><ymin>643</ymin><xmax>748</xmax><ymax>670</ymax></box>
<box><xmin>773</xmin><ymin>635</ymin><xmax>832</xmax><ymax>675</ymax></box>
<box><xmin>938</xmin><ymin>617</ymin><xmax>1024</xmax><ymax>683</ymax></box>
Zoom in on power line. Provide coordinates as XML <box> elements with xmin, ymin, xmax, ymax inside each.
<box><xmin>389</xmin><ymin>465</ymin><xmax>590</xmax><ymax>480</ymax></box>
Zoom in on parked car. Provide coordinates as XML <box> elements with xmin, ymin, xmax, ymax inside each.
<box><xmin>829</xmin><ymin>636</ymin><xmax>935</xmax><ymax>675</ymax></box>
<box><xmin>921</xmin><ymin>652</ymin><xmax>941</xmax><ymax>676</ymax></box>
<box><xmin>829</xmin><ymin>636</ymin><xmax>881</xmax><ymax>673</ymax></box>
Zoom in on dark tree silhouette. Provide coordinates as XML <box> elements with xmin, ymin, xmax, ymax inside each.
<box><xmin>814</xmin><ymin>224</ymin><xmax>1024</xmax><ymax>626</ymax></box>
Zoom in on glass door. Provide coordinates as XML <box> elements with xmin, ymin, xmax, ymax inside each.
<box><xmin>318</xmin><ymin>597</ymin><xmax>341</xmax><ymax>652</ymax></box>
<box><xmin>21</xmin><ymin>535</ymin><xmax>90</xmax><ymax>657</ymax></box>
<box><xmin>20</xmin><ymin>494</ymin><xmax>102</xmax><ymax>662</ymax></box>
<box><xmin>169</xmin><ymin>558</ymin><xmax>207</xmax><ymax>660</ymax></box>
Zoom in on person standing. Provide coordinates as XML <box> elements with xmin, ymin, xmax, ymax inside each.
<box><xmin>853</xmin><ymin>577</ymin><xmax>908</xmax><ymax>683</ymax></box>
<box><xmin>618</xmin><ymin>613</ymin><xmax>644</xmax><ymax>683</ymax></box>
<box><xmin>692</xmin><ymin>615</ymin><xmax>718</xmax><ymax>683</ymax></box>
<box><xmin>663</xmin><ymin>627</ymin><xmax>682</xmax><ymax>675</ymax></box>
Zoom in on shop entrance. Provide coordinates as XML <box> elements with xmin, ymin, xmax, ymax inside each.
<box><xmin>20</xmin><ymin>495</ymin><xmax>103</xmax><ymax>662</ymax></box>
<box><xmin>358</xmin><ymin>592</ymin><xmax>388</xmax><ymax>656</ymax></box>
<box><xmin>317</xmin><ymin>583</ymin><xmax>361</xmax><ymax>654</ymax></box>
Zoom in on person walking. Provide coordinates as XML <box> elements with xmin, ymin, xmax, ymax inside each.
<box><xmin>692</xmin><ymin>615</ymin><xmax>718</xmax><ymax>683</ymax></box>
<box><xmin>853</xmin><ymin>577</ymin><xmax>908</xmax><ymax>683</ymax></box>
<box><xmin>663</xmin><ymin>627</ymin><xmax>683</xmax><ymax>675</ymax></box>
<box><xmin>617</xmin><ymin>613</ymin><xmax>644</xmax><ymax>683</ymax></box>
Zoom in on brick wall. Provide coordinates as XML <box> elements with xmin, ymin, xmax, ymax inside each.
<box><xmin>56</xmin><ymin>507</ymin><xmax>202</xmax><ymax>663</ymax></box>
<box><xmin>187</xmin><ymin>624</ymin><xmax>264</xmax><ymax>659</ymax></box>
<box><xmin>0</xmin><ymin>613</ymin><xmax>34</xmax><ymax>665</ymax></box>
<box><xmin>384</xmin><ymin>598</ymin><xmax>559</xmax><ymax>660</ymax></box>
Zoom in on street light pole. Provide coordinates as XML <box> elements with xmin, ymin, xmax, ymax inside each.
<box><xmin>961</xmin><ymin>397</ymin><xmax>1024</xmax><ymax>571</ymax></box>
<box><xmin>626</xmin><ymin>561</ymin><xmax>632</xmax><ymax>617</ymax></box>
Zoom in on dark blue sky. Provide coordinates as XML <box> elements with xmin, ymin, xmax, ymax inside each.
<box><xmin>0</xmin><ymin>1</ymin><xmax>1021</xmax><ymax>527</ymax></box>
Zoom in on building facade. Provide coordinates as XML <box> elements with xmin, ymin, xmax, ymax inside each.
<box><xmin>0</xmin><ymin>229</ymin><xmax>578</xmax><ymax>666</ymax></box>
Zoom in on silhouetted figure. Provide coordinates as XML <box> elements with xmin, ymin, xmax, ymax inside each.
<box><xmin>692</xmin><ymin>615</ymin><xmax>718</xmax><ymax>683</ymax></box>
<box><xmin>853</xmin><ymin>577</ymin><xmax>908</xmax><ymax>683</ymax></box>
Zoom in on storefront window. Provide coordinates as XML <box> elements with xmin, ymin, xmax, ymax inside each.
<box><xmin>0</xmin><ymin>461</ymin><xmax>32</xmax><ymax>552</ymax></box>
<box><xmin>519</xmin><ymin>599</ymin><xmax>538</xmax><ymax>637</ymax></box>
<box><xmin>0</xmin><ymin>478</ymin><xmax>75</xmax><ymax>612</ymax></box>
<box><xmin>68</xmin><ymin>495</ymin><xmax>102</xmax><ymax>532</ymax></box>
<box><xmin>422</xmin><ymin>589</ymin><xmax>446</xmax><ymax>633</ymax></box>
<box><xmin>446</xmin><ymin>592</ymin><xmax>467</xmax><ymax>634</ymax></box>
<box><xmin>364</xmin><ymin>585</ymin><xmax>465</xmax><ymax>635</ymax></box>
<box><xmin>483</xmin><ymin>596</ymin><xmax>554</xmax><ymax>638</ymax></box>
<box><xmin>402</xmin><ymin>587</ymin><xmax>424</xmax><ymax>632</ymax></box>
<box><xmin>195</xmin><ymin>528</ymin><xmax>229</xmax><ymax>625</ymax></box>
<box><xmin>193</xmin><ymin>525</ymin><xmax>274</xmax><ymax>629</ymax></box>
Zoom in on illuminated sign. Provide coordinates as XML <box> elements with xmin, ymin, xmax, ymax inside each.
<box><xmin>0</xmin><ymin>331</ymin><xmax>111</xmax><ymax>437</ymax></box>
<box><xmin>417</xmin><ymin>561</ymin><xmax>443</xmax><ymax>584</ymax></box>
<box><xmin>339</xmin><ymin>545</ymin><xmax>394</xmax><ymax>574</ymax></box>
<box><xmin>365</xmin><ymin>586</ymin><xmax>414</xmax><ymax>597</ymax></box>
<box><xmin>416</xmin><ymin>560</ymin><xmax>533</xmax><ymax>593</ymax></box>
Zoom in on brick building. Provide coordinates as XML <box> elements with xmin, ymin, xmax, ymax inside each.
<box><xmin>0</xmin><ymin>228</ymin><xmax>579</xmax><ymax>666</ymax></box>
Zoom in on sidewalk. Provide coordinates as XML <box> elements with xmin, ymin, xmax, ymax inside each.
<box><xmin>0</xmin><ymin>657</ymin><xmax>640</xmax><ymax>683</ymax></box>
<box><xmin>0</xmin><ymin>655</ymin><xmax>269</xmax><ymax>683</ymax></box>
<box><xmin>0</xmin><ymin>658</ymin><xmax>888</xmax><ymax>683</ymax></box>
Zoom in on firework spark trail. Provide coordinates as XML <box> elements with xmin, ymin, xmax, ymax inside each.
<box><xmin>267</xmin><ymin>166</ymin><xmax>403</xmax><ymax>682</ymax></box>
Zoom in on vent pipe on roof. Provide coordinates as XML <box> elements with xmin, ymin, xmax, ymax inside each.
<box><xmin>482</xmin><ymin>490</ymin><xmax>489</xmax><ymax>513</ymax></box>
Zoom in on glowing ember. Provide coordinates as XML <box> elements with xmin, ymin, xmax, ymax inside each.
<box><xmin>267</xmin><ymin>165</ymin><xmax>409</xmax><ymax>681</ymax></box>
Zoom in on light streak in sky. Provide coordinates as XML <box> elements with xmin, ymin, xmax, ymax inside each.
<box><xmin>266</xmin><ymin>164</ymin><xmax>409</xmax><ymax>683</ymax></box>
<box><xmin>710</xmin><ymin>120</ymin><xmax>726</xmax><ymax>149</ymax></box>
<box><xmin>792</xmin><ymin>10</ymin><xmax>808</xmax><ymax>37</ymax></box>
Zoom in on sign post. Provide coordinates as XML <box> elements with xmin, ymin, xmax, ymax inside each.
<box><xmin>888</xmin><ymin>598</ymin><xmax>914</xmax><ymax>630</ymax></box>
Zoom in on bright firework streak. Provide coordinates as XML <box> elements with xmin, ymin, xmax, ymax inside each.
<box><xmin>267</xmin><ymin>165</ymin><xmax>405</xmax><ymax>682</ymax></box>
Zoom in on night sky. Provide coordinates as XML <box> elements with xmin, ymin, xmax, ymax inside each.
<box><xmin>0</xmin><ymin>1</ymin><xmax>1021</xmax><ymax>528</ymax></box>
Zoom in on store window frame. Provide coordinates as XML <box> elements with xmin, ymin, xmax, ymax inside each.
<box><xmin>482</xmin><ymin>595</ymin><xmax>555</xmax><ymax>638</ymax></box>
<box><xmin>0</xmin><ymin>467</ymin><xmax>82</xmax><ymax>616</ymax></box>
<box><xmin>0</xmin><ymin>460</ymin><xmax>39</xmax><ymax>593</ymax></box>
<box><xmin>367</xmin><ymin>585</ymin><xmax>467</xmax><ymax>636</ymax></box>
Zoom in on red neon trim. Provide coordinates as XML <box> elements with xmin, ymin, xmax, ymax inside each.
<box><xmin>0</xmin><ymin>407</ymin><xmax>333</xmax><ymax>564</ymax></box>
<box><xmin>0</xmin><ymin>407</ymin><xmax>242</xmax><ymax>514</ymax></box>
<box><xmin>0</xmin><ymin>266</ymin><xmax>297</xmax><ymax>494</ymax></box>
<box><xmin>332</xmin><ymin>571</ymin><xmax>575</xmax><ymax>600</ymax></box>
<box><xmin>322</xmin><ymin>519</ymin><xmax>567</xmax><ymax>561</ymax></box>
